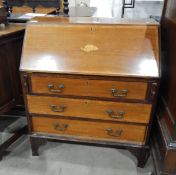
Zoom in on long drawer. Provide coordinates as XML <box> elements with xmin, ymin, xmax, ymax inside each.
<box><xmin>27</xmin><ymin>95</ymin><xmax>152</xmax><ymax>124</ymax></box>
<box><xmin>30</xmin><ymin>74</ymin><xmax>148</xmax><ymax>100</ymax></box>
<box><xmin>32</xmin><ymin>117</ymin><xmax>147</xmax><ymax>145</ymax></box>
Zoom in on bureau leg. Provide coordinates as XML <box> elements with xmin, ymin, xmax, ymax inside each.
<box><xmin>30</xmin><ymin>137</ymin><xmax>47</xmax><ymax>156</ymax></box>
<box><xmin>137</xmin><ymin>147</ymin><xmax>150</xmax><ymax>168</ymax></box>
<box><xmin>0</xmin><ymin>154</ymin><xmax>3</xmax><ymax>161</ymax></box>
<box><xmin>128</xmin><ymin>147</ymin><xmax>150</xmax><ymax>168</ymax></box>
<box><xmin>0</xmin><ymin>151</ymin><xmax>8</xmax><ymax>161</ymax></box>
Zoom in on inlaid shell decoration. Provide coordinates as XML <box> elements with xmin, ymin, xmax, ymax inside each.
<box><xmin>80</xmin><ymin>44</ymin><xmax>99</xmax><ymax>53</ymax></box>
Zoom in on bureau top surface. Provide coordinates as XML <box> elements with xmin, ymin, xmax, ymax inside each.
<box><xmin>20</xmin><ymin>17</ymin><xmax>160</xmax><ymax>78</ymax></box>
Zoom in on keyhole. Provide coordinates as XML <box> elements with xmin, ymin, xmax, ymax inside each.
<box><xmin>90</xmin><ymin>27</ymin><xmax>96</xmax><ymax>32</ymax></box>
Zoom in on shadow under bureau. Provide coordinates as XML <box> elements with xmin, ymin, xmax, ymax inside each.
<box><xmin>20</xmin><ymin>17</ymin><xmax>160</xmax><ymax>168</ymax></box>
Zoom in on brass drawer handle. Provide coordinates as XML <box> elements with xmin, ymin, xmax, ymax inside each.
<box><xmin>48</xmin><ymin>83</ymin><xmax>64</xmax><ymax>93</ymax></box>
<box><xmin>53</xmin><ymin>123</ymin><xmax>68</xmax><ymax>131</ymax></box>
<box><xmin>111</xmin><ymin>88</ymin><xmax>128</xmax><ymax>98</ymax></box>
<box><xmin>106</xmin><ymin>128</ymin><xmax>123</xmax><ymax>137</ymax></box>
<box><xmin>50</xmin><ymin>104</ymin><xmax>66</xmax><ymax>112</ymax></box>
<box><xmin>106</xmin><ymin>110</ymin><xmax>125</xmax><ymax>119</ymax></box>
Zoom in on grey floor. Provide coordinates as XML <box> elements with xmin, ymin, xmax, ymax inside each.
<box><xmin>0</xmin><ymin>1</ymin><xmax>163</xmax><ymax>175</ymax></box>
<box><xmin>0</xmin><ymin>136</ymin><xmax>153</xmax><ymax>175</ymax></box>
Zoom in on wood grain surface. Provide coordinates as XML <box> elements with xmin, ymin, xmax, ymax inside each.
<box><xmin>32</xmin><ymin>116</ymin><xmax>147</xmax><ymax>145</ymax></box>
<box><xmin>20</xmin><ymin>19</ymin><xmax>159</xmax><ymax>78</ymax></box>
<box><xmin>31</xmin><ymin>74</ymin><xmax>148</xmax><ymax>100</ymax></box>
<box><xmin>32</xmin><ymin>16</ymin><xmax>159</xmax><ymax>26</ymax></box>
<box><xmin>0</xmin><ymin>24</ymin><xmax>25</xmax><ymax>37</ymax></box>
<box><xmin>27</xmin><ymin>95</ymin><xmax>152</xmax><ymax>123</ymax></box>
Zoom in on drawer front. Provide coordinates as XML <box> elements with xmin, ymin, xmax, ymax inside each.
<box><xmin>27</xmin><ymin>95</ymin><xmax>152</xmax><ymax>124</ymax></box>
<box><xmin>31</xmin><ymin>75</ymin><xmax>148</xmax><ymax>100</ymax></box>
<box><xmin>32</xmin><ymin>117</ymin><xmax>147</xmax><ymax>145</ymax></box>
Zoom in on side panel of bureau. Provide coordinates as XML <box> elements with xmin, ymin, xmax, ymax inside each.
<box><xmin>27</xmin><ymin>95</ymin><xmax>152</xmax><ymax>124</ymax></box>
<box><xmin>32</xmin><ymin>116</ymin><xmax>147</xmax><ymax>145</ymax></box>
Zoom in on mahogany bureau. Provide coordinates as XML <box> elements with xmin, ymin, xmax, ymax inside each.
<box><xmin>20</xmin><ymin>17</ymin><xmax>160</xmax><ymax>168</ymax></box>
